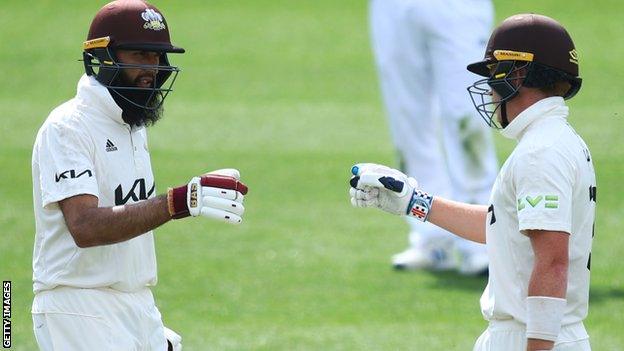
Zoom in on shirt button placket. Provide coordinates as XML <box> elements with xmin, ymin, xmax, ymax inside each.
<box><xmin>133</xmin><ymin>132</ymin><xmax>144</xmax><ymax>173</ymax></box>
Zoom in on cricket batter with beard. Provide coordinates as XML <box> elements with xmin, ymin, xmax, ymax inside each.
<box><xmin>31</xmin><ymin>1</ymin><xmax>248</xmax><ymax>350</ymax></box>
<box><xmin>350</xmin><ymin>14</ymin><xmax>595</xmax><ymax>350</ymax></box>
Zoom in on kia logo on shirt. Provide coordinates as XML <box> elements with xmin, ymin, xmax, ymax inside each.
<box><xmin>115</xmin><ymin>178</ymin><xmax>155</xmax><ymax>205</ymax></box>
<box><xmin>55</xmin><ymin>169</ymin><xmax>93</xmax><ymax>183</ymax></box>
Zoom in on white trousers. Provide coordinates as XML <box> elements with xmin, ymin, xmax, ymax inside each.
<box><xmin>32</xmin><ymin>287</ymin><xmax>168</xmax><ymax>351</ymax></box>
<box><xmin>369</xmin><ymin>0</ymin><xmax>498</xmax><ymax>254</ymax></box>
<box><xmin>473</xmin><ymin>320</ymin><xmax>591</xmax><ymax>351</ymax></box>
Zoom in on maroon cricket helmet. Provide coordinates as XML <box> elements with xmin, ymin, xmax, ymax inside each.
<box><xmin>82</xmin><ymin>0</ymin><xmax>185</xmax><ymax>114</ymax></box>
<box><xmin>85</xmin><ymin>0</ymin><xmax>184</xmax><ymax>53</ymax></box>
<box><xmin>467</xmin><ymin>14</ymin><xmax>578</xmax><ymax>80</ymax></box>
<box><xmin>466</xmin><ymin>14</ymin><xmax>582</xmax><ymax>129</ymax></box>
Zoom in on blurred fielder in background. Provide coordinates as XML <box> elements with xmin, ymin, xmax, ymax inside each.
<box><xmin>31</xmin><ymin>1</ymin><xmax>248</xmax><ymax>350</ymax></box>
<box><xmin>352</xmin><ymin>14</ymin><xmax>594</xmax><ymax>351</ymax></box>
<box><xmin>369</xmin><ymin>0</ymin><xmax>498</xmax><ymax>274</ymax></box>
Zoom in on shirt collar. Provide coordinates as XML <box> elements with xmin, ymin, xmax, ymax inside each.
<box><xmin>500</xmin><ymin>96</ymin><xmax>568</xmax><ymax>140</ymax></box>
<box><xmin>75</xmin><ymin>74</ymin><xmax>126</xmax><ymax>125</ymax></box>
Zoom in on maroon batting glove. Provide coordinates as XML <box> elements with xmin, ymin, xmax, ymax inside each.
<box><xmin>167</xmin><ymin>175</ymin><xmax>248</xmax><ymax>219</ymax></box>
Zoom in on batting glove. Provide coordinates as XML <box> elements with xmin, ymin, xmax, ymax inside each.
<box><xmin>349</xmin><ymin>163</ymin><xmax>434</xmax><ymax>221</ymax></box>
<box><xmin>164</xmin><ymin>326</ymin><xmax>182</xmax><ymax>351</ymax></box>
<box><xmin>167</xmin><ymin>168</ymin><xmax>248</xmax><ymax>224</ymax></box>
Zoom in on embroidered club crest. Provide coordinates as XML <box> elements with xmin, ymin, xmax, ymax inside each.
<box><xmin>141</xmin><ymin>8</ymin><xmax>166</xmax><ymax>31</ymax></box>
<box><xmin>569</xmin><ymin>49</ymin><xmax>579</xmax><ymax>65</ymax></box>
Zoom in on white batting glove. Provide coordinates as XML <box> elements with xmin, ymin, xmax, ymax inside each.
<box><xmin>167</xmin><ymin>168</ymin><xmax>248</xmax><ymax>224</ymax></box>
<box><xmin>163</xmin><ymin>326</ymin><xmax>182</xmax><ymax>351</ymax></box>
<box><xmin>349</xmin><ymin>163</ymin><xmax>433</xmax><ymax>221</ymax></box>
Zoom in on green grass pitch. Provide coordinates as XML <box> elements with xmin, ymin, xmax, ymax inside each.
<box><xmin>1</xmin><ymin>0</ymin><xmax>623</xmax><ymax>349</ymax></box>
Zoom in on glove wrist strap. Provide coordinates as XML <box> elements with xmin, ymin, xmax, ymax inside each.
<box><xmin>406</xmin><ymin>190</ymin><xmax>434</xmax><ymax>222</ymax></box>
<box><xmin>167</xmin><ymin>185</ymin><xmax>190</xmax><ymax>219</ymax></box>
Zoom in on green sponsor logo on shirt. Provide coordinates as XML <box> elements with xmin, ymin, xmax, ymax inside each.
<box><xmin>517</xmin><ymin>195</ymin><xmax>559</xmax><ymax>210</ymax></box>
<box><xmin>526</xmin><ymin>195</ymin><xmax>543</xmax><ymax>207</ymax></box>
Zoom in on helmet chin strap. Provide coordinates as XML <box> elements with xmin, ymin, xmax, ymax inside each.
<box><xmin>500</xmin><ymin>101</ymin><xmax>510</xmax><ymax>128</ymax></box>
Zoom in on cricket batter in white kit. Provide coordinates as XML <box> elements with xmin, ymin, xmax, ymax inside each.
<box><xmin>369</xmin><ymin>0</ymin><xmax>499</xmax><ymax>273</ymax></box>
<box><xmin>31</xmin><ymin>1</ymin><xmax>249</xmax><ymax>350</ymax></box>
<box><xmin>351</xmin><ymin>14</ymin><xmax>595</xmax><ymax>350</ymax></box>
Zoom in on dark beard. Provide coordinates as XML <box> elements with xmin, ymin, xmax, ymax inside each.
<box><xmin>108</xmin><ymin>74</ymin><xmax>163</xmax><ymax>128</ymax></box>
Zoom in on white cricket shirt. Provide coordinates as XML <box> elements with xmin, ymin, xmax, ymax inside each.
<box><xmin>481</xmin><ymin>97</ymin><xmax>596</xmax><ymax>328</ymax></box>
<box><xmin>31</xmin><ymin>74</ymin><xmax>157</xmax><ymax>293</ymax></box>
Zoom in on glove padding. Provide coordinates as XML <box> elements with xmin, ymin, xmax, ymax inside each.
<box><xmin>164</xmin><ymin>326</ymin><xmax>182</xmax><ymax>351</ymax></box>
<box><xmin>349</xmin><ymin>163</ymin><xmax>417</xmax><ymax>216</ymax></box>
<box><xmin>350</xmin><ymin>163</ymin><xmax>434</xmax><ymax>220</ymax></box>
<box><xmin>168</xmin><ymin>168</ymin><xmax>248</xmax><ymax>224</ymax></box>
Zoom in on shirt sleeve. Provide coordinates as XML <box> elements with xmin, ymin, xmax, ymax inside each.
<box><xmin>36</xmin><ymin>121</ymin><xmax>99</xmax><ymax>208</ymax></box>
<box><xmin>513</xmin><ymin>146</ymin><xmax>575</xmax><ymax>234</ymax></box>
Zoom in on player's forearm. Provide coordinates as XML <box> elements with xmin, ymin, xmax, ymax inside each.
<box><xmin>526</xmin><ymin>233</ymin><xmax>569</xmax><ymax>350</ymax></box>
<box><xmin>69</xmin><ymin>194</ymin><xmax>171</xmax><ymax>247</ymax></box>
<box><xmin>427</xmin><ymin>197</ymin><xmax>487</xmax><ymax>243</ymax></box>
<box><xmin>528</xmin><ymin>258</ymin><xmax>568</xmax><ymax>298</ymax></box>
<box><xmin>526</xmin><ymin>338</ymin><xmax>555</xmax><ymax>351</ymax></box>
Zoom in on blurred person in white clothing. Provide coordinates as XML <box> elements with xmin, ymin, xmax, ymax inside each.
<box><xmin>369</xmin><ymin>0</ymin><xmax>498</xmax><ymax>274</ymax></box>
